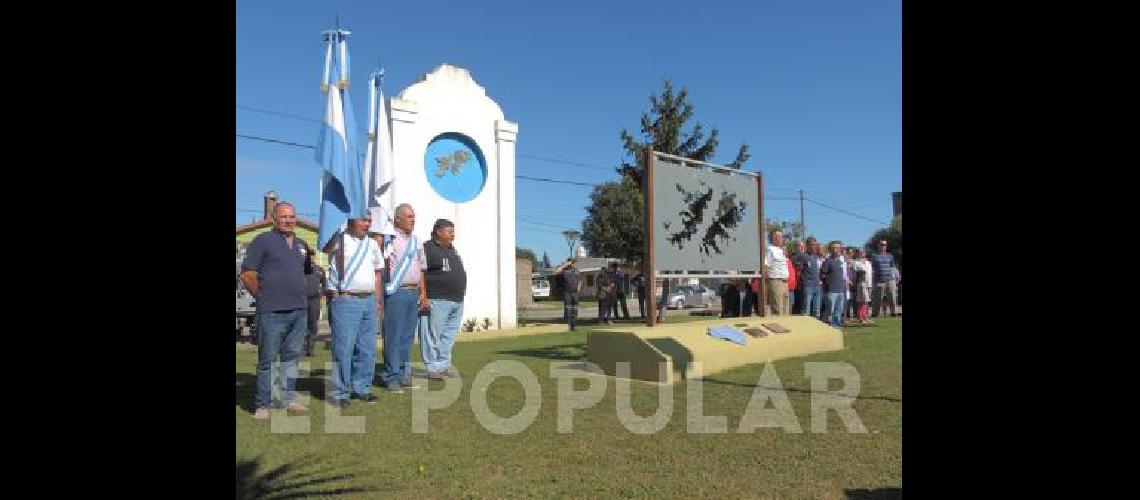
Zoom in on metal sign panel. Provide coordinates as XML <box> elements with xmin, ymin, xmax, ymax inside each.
<box><xmin>651</xmin><ymin>154</ymin><xmax>760</xmax><ymax>275</ymax></box>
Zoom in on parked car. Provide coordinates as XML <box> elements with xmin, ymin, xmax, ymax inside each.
<box><xmin>531</xmin><ymin>277</ymin><xmax>551</xmax><ymax>300</ymax></box>
<box><xmin>666</xmin><ymin>284</ymin><xmax>715</xmax><ymax>309</ymax></box>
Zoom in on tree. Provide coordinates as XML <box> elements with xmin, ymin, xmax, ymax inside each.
<box><xmin>516</xmin><ymin>247</ymin><xmax>539</xmax><ymax>270</ymax></box>
<box><xmin>581</xmin><ymin>175</ymin><xmax>644</xmax><ymax>263</ymax></box>
<box><xmin>582</xmin><ymin>79</ymin><xmax>751</xmax><ymax>263</ymax></box>
<box><xmin>618</xmin><ymin>78</ymin><xmax>750</xmax><ymax>187</ymax></box>
<box><xmin>764</xmin><ymin>219</ymin><xmax>805</xmax><ymax>241</ymax></box>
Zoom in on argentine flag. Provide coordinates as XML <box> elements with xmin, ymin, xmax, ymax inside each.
<box><xmin>316</xmin><ymin>29</ymin><xmax>365</xmax><ymax>251</ymax></box>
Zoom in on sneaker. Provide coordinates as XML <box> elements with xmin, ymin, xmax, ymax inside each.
<box><xmin>402</xmin><ymin>380</ymin><xmax>422</xmax><ymax>390</ymax></box>
<box><xmin>328</xmin><ymin>399</ymin><xmax>349</xmax><ymax>409</ymax></box>
<box><xmin>351</xmin><ymin>393</ymin><xmax>379</xmax><ymax>404</ymax></box>
<box><xmin>252</xmin><ymin>407</ymin><xmax>271</xmax><ymax>420</ymax></box>
<box><xmin>385</xmin><ymin>382</ymin><xmax>404</xmax><ymax>394</ymax></box>
<box><xmin>428</xmin><ymin>371</ymin><xmax>448</xmax><ymax>380</ymax></box>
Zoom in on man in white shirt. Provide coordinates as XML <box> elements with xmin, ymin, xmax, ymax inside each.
<box><xmin>764</xmin><ymin>230</ymin><xmax>790</xmax><ymax>315</ymax></box>
<box><xmin>324</xmin><ymin>213</ymin><xmax>385</xmax><ymax>408</ymax></box>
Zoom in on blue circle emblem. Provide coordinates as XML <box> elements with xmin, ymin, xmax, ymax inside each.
<box><xmin>424</xmin><ymin>133</ymin><xmax>487</xmax><ymax>203</ymax></box>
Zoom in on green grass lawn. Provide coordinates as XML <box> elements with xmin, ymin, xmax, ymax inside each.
<box><xmin>236</xmin><ymin>316</ymin><xmax>901</xmax><ymax>498</ymax></box>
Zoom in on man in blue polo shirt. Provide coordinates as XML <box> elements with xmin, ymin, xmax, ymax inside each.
<box><xmin>820</xmin><ymin>240</ymin><xmax>848</xmax><ymax>328</ymax></box>
<box><xmin>240</xmin><ymin>202</ymin><xmax>310</xmax><ymax>420</ymax></box>
<box><xmin>870</xmin><ymin>240</ymin><xmax>898</xmax><ymax>317</ymax></box>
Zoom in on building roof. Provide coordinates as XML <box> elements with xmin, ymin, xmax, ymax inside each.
<box><xmin>235</xmin><ymin>217</ymin><xmax>319</xmax><ymax>234</ymax></box>
<box><xmin>569</xmin><ymin>257</ymin><xmax>623</xmax><ymax>272</ymax></box>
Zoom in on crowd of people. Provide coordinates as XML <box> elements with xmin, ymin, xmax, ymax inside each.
<box><xmin>239</xmin><ymin>201</ymin><xmax>467</xmax><ymax>420</ymax></box>
<box><xmin>550</xmin><ymin>229</ymin><xmax>899</xmax><ymax>330</ymax></box>
<box><xmin>553</xmin><ymin>259</ymin><xmax>646</xmax><ymax>328</ymax></box>
<box><xmin>719</xmin><ymin>230</ymin><xmax>900</xmax><ymax>328</ymax></box>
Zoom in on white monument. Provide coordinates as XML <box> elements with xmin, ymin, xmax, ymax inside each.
<box><xmin>388</xmin><ymin>64</ymin><xmax>519</xmax><ymax>329</ymax></box>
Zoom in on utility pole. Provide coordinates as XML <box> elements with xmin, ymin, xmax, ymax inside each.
<box><xmin>798</xmin><ymin>189</ymin><xmax>806</xmax><ymax>239</ymax></box>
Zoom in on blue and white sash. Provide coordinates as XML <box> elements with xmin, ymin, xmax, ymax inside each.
<box><xmin>330</xmin><ymin>235</ymin><xmax>371</xmax><ymax>292</ymax></box>
<box><xmin>384</xmin><ymin>234</ymin><xmax>419</xmax><ymax>295</ymax></box>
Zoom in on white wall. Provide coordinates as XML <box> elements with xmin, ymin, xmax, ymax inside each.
<box><xmin>389</xmin><ymin>64</ymin><xmax>518</xmax><ymax>329</ymax></box>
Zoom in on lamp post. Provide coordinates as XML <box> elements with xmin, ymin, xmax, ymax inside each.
<box><xmin>562</xmin><ymin>230</ymin><xmax>581</xmax><ymax>260</ymax></box>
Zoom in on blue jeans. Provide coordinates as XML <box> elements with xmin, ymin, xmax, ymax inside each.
<box><xmin>826</xmin><ymin>292</ymin><xmax>845</xmax><ymax>327</ymax></box>
<box><xmin>420</xmin><ymin>299</ymin><xmax>463</xmax><ymax>373</ymax></box>
<box><xmin>563</xmin><ymin>292</ymin><xmax>579</xmax><ymax>329</ymax></box>
<box><xmin>328</xmin><ymin>294</ymin><xmax>378</xmax><ymax>401</ymax></box>
<box><xmin>255</xmin><ymin>308</ymin><xmax>307</xmax><ymax>409</ymax></box>
<box><xmin>381</xmin><ymin>289</ymin><xmax>420</xmax><ymax>385</ymax></box>
<box><xmin>801</xmin><ymin>285</ymin><xmax>822</xmax><ymax>318</ymax></box>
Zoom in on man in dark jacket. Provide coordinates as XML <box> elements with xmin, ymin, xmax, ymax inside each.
<box><xmin>555</xmin><ymin>259</ymin><xmax>582</xmax><ymax>331</ymax></box>
<box><xmin>632</xmin><ymin>272</ymin><xmax>647</xmax><ymax>318</ymax></box>
<box><xmin>302</xmin><ymin>246</ymin><xmax>326</xmax><ymax>357</ymax></box>
<box><xmin>796</xmin><ymin>237</ymin><xmax>823</xmax><ymax>318</ymax></box>
<box><xmin>596</xmin><ymin>263</ymin><xmax>617</xmax><ymax>325</ymax></box>
<box><xmin>790</xmin><ymin>240</ymin><xmax>808</xmax><ymax>314</ymax></box>
<box><xmin>610</xmin><ymin>263</ymin><xmax>631</xmax><ymax>320</ymax></box>
<box><xmin>720</xmin><ymin>281</ymin><xmax>741</xmax><ymax>318</ymax></box>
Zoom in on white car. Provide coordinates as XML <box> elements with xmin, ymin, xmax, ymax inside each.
<box><xmin>531</xmin><ymin>278</ymin><xmax>550</xmax><ymax>300</ymax></box>
<box><xmin>665</xmin><ymin>284</ymin><xmax>715</xmax><ymax>309</ymax></box>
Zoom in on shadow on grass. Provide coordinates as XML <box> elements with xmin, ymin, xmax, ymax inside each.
<box><xmin>236</xmin><ymin>455</ymin><xmax>375</xmax><ymax>499</ymax></box>
<box><xmin>498</xmin><ymin>343</ymin><xmax>586</xmax><ymax>361</ymax></box>
<box><xmin>235</xmin><ymin>369</ymin><xmax>334</xmax><ymax>413</ymax></box>
<box><xmin>701</xmin><ymin>377</ymin><xmax>902</xmax><ymax>403</ymax></box>
<box><xmin>845</xmin><ymin>487</ymin><xmax>902</xmax><ymax>499</ymax></box>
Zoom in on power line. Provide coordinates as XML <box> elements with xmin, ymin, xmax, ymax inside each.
<box><xmin>516</xmin><ymin>175</ymin><xmax>595</xmax><ymax>187</ymax></box>
<box><xmin>517</xmin><ymin>153</ymin><xmax>616</xmax><ymax>172</ymax></box>
<box><xmin>517</xmin><ymin>216</ymin><xmax>573</xmax><ymax>229</ymax></box>
<box><xmin>237</xmin><ymin>134</ymin><xmax>316</xmax><ymax>150</ymax></box>
<box><xmin>803</xmin><ymin>197</ymin><xmax>889</xmax><ymax>225</ymax></box>
<box><xmin>237</xmin><ymin>105</ymin><xmax>322</xmax><ymax>124</ymax></box>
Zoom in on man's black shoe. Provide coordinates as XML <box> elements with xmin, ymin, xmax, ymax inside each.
<box><xmin>351</xmin><ymin>393</ymin><xmax>379</xmax><ymax>404</ymax></box>
<box><xmin>328</xmin><ymin>399</ymin><xmax>349</xmax><ymax>409</ymax></box>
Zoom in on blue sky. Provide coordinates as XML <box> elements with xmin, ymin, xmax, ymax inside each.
<box><xmin>236</xmin><ymin>0</ymin><xmax>900</xmax><ymax>263</ymax></box>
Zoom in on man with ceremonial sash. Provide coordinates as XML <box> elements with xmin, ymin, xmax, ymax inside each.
<box><xmin>325</xmin><ymin>213</ymin><xmax>385</xmax><ymax>408</ymax></box>
<box><xmin>380</xmin><ymin>203</ymin><xmax>428</xmax><ymax>393</ymax></box>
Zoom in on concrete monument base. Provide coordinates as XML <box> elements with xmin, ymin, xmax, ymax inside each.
<box><xmin>587</xmin><ymin>315</ymin><xmax>844</xmax><ymax>384</ymax></box>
